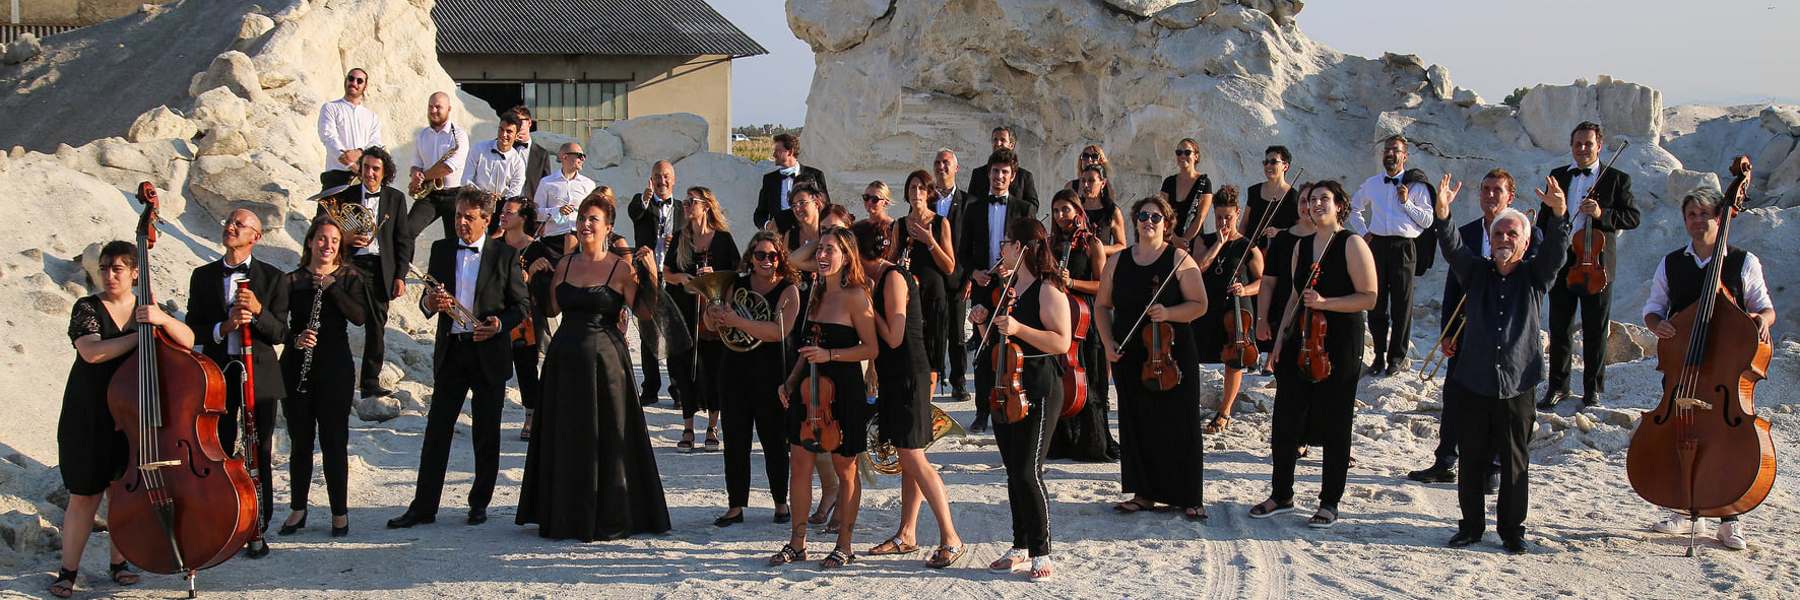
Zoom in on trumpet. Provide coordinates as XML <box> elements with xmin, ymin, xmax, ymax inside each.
<box><xmin>406</xmin><ymin>264</ymin><xmax>479</xmax><ymax>331</ymax></box>
<box><xmin>1418</xmin><ymin>295</ymin><xmax>1466</xmax><ymax>382</ymax></box>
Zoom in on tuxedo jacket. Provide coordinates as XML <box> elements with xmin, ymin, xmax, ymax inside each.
<box><xmin>519</xmin><ymin>140</ymin><xmax>553</xmax><ymax>202</ymax></box>
<box><xmin>754</xmin><ymin>165</ymin><xmax>828</xmax><ymax>231</ymax></box>
<box><xmin>628</xmin><ymin>192</ymin><xmax>682</xmax><ymax>252</ymax></box>
<box><xmin>1536</xmin><ymin>165</ymin><xmax>1639</xmax><ymax>290</ymax></box>
<box><xmin>967</xmin><ymin>164</ymin><xmax>1039</xmax><ymax>218</ymax></box>
<box><xmin>185</xmin><ymin>258</ymin><xmax>290</xmax><ymax>400</ymax></box>
<box><xmin>320</xmin><ymin>185</ymin><xmax>413</xmax><ymax>291</ymax></box>
<box><xmin>419</xmin><ymin>239</ymin><xmax>529</xmax><ymax>385</ymax></box>
<box><xmin>955</xmin><ymin>192</ymin><xmax>1037</xmax><ymax>313</ymax></box>
<box><xmin>936</xmin><ymin>188</ymin><xmax>972</xmax><ymax>286</ymax></box>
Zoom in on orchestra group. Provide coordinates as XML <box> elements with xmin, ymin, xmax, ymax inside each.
<box><xmin>48</xmin><ymin>69</ymin><xmax>1779</xmax><ymax>596</ymax></box>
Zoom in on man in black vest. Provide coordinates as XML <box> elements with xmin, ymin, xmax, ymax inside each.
<box><xmin>325</xmin><ymin>147</ymin><xmax>413</xmax><ymax>399</ymax></box>
<box><xmin>388</xmin><ymin>190</ymin><xmax>529</xmax><ymax>528</ymax></box>
<box><xmin>957</xmin><ymin>148</ymin><xmax>1037</xmax><ymax>432</ymax></box>
<box><xmin>1642</xmin><ymin>182</ymin><xmax>1774</xmax><ymax>552</ymax></box>
<box><xmin>627</xmin><ymin>160</ymin><xmax>680</xmax><ymax>405</ymax></box>
<box><xmin>967</xmin><ymin>127</ymin><xmax>1039</xmax><ymax>216</ymax></box>
<box><xmin>1538</xmin><ymin>121</ymin><xmax>1640</xmax><ymax>410</ymax></box>
<box><xmin>185</xmin><ymin>207</ymin><xmax>289</xmax><ymax>557</ymax></box>
<box><xmin>933</xmin><ymin>149</ymin><xmax>973</xmax><ymax>401</ymax></box>
<box><xmin>754</xmin><ymin>133</ymin><xmax>828</xmax><ymax>232</ymax></box>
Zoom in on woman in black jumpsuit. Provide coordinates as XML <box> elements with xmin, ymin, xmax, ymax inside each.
<box><xmin>278</xmin><ymin>219</ymin><xmax>369</xmax><ymax>537</ymax></box>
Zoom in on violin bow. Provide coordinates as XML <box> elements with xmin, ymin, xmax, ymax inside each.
<box><xmin>971</xmin><ymin>247</ymin><xmax>1028</xmax><ymax>360</ymax></box>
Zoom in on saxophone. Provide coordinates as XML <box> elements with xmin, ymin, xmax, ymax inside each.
<box><xmin>414</xmin><ymin>123</ymin><xmax>461</xmax><ymax>201</ymax></box>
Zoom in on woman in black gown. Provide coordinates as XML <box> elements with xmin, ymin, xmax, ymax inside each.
<box><xmin>890</xmin><ymin>170</ymin><xmax>956</xmax><ymax>395</ymax></box>
<box><xmin>1095</xmin><ymin>196</ymin><xmax>1211</xmax><ymax>521</ymax></box>
<box><xmin>768</xmin><ymin>226</ymin><xmax>879</xmax><ymax>570</ymax></box>
<box><xmin>1244</xmin><ymin>146</ymin><xmax>1301</xmax><ymax>243</ymax></box>
<box><xmin>1191</xmin><ymin>188</ymin><xmax>1263</xmax><ymax>434</ymax></box>
<box><xmin>276</xmin><ymin>219</ymin><xmax>368</xmax><ymax>538</ymax></box>
<box><xmin>51</xmin><ymin>241</ymin><xmax>194</xmax><ymax>597</ymax></box>
<box><xmin>516</xmin><ymin>194</ymin><xmax>671</xmax><ymax>541</ymax></box>
<box><xmin>707</xmin><ymin>231</ymin><xmax>800</xmax><ymax>527</ymax></box>
<box><xmin>1075</xmin><ymin>164</ymin><xmax>1127</xmax><ymax>256</ymax></box>
<box><xmin>1161</xmin><ymin>138</ymin><xmax>1215</xmax><ymax>251</ymax></box>
<box><xmin>664</xmin><ymin>187</ymin><xmax>740</xmax><ymax>452</ymax></box>
<box><xmin>1046</xmin><ymin>191</ymin><xmax>1117</xmax><ymax>462</ymax></box>
<box><xmin>1248</xmin><ymin>180</ymin><xmax>1377</xmax><ymax>529</ymax></box>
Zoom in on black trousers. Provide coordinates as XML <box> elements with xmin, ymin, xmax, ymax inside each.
<box><xmin>678</xmin><ymin>341</ymin><xmax>724</xmax><ymax>420</ymax></box>
<box><xmin>637</xmin><ymin>315</ymin><xmax>663</xmax><ymax>402</ymax></box>
<box><xmin>723</xmin><ymin>383</ymin><xmax>788</xmax><ymax>508</ymax></box>
<box><xmin>1367</xmin><ymin>235</ymin><xmax>1418</xmax><ymax>364</ymax></box>
<box><xmin>284</xmin><ymin>387</ymin><xmax>351</xmax><ymax>516</ymax></box>
<box><xmin>1270</xmin><ymin>368</ymin><xmax>1354</xmax><ymax>509</ymax></box>
<box><xmin>995</xmin><ymin>360</ymin><xmax>1063</xmax><ymax>558</ymax></box>
<box><xmin>405</xmin><ymin>187</ymin><xmax>460</xmax><ymax>243</ymax></box>
<box><xmin>409</xmin><ymin>338</ymin><xmax>505</xmax><ymax>515</ymax></box>
<box><xmin>353</xmin><ymin>253</ymin><xmax>390</xmax><ymax>394</ymax></box>
<box><xmin>1433</xmin><ymin>361</ymin><xmax>1499</xmax><ymax>469</ymax></box>
<box><xmin>1547</xmin><ymin>282</ymin><xmax>1611</xmax><ymax>395</ymax></box>
<box><xmin>1454</xmin><ymin>382</ymin><xmax>1533</xmax><ymax>539</ymax></box>
<box><xmin>319</xmin><ymin>169</ymin><xmax>354</xmax><ymax>192</ymax></box>
<box><xmin>946</xmin><ymin>293</ymin><xmax>968</xmax><ymax>392</ymax></box>
<box><xmin>510</xmin><ymin>343</ymin><xmax>542</xmax><ymax>410</ymax></box>
<box><xmin>219</xmin><ymin>384</ymin><xmax>278</xmax><ymax>532</ymax></box>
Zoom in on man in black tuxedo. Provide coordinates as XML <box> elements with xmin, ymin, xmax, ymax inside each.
<box><xmin>324</xmin><ymin>147</ymin><xmax>413</xmax><ymax>399</ymax></box>
<box><xmin>1536</xmin><ymin>121</ymin><xmax>1639</xmax><ymax>410</ymax></box>
<box><xmin>754</xmin><ymin>133</ymin><xmax>828</xmax><ymax>232</ymax></box>
<box><xmin>957</xmin><ymin>148</ymin><xmax>1038</xmax><ymax>432</ymax></box>
<box><xmin>932</xmin><ymin>149</ymin><xmax>974</xmax><ymax>401</ymax></box>
<box><xmin>185</xmin><ymin>206</ymin><xmax>289</xmax><ymax>557</ymax></box>
<box><xmin>389</xmin><ymin>189</ymin><xmax>529</xmax><ymax>528</ymax></box>
<box><xmin>966</xmin><ymin>127</ymin><xmax>1039</xmax><ymax>216</ymax></box>
<box><xmin>627</xmin><ymin>160</ymin><xmax>679</xmax><ymax>405</ymax></box>
<box><xmin>511</xmin><ymin>106</ymin><xmax>554</xmax><ymax>202</ymax></box>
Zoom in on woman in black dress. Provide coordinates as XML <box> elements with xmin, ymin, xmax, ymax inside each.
<box><xmin>1255</xmin><ymin>182</ymin><xmax>1316</xmax><ymax>374</ymax></box>
<box><xmin>1248</xmin><ymin>180</ymin><xmax>1377</xmax><ymax>529</ymax></box>
<box><xmin>706</xmin><ymin>231</ymin><xmax>801</xmax><ymax>527</ymax></box>
<box><xmin>1046</xmin><ymin>191</ymin><xmax>1117</xmax><ymax>462</ymax></box>
<box><xmin>51</xmin><ymin>241</ymin><xmax>194</xmax><ymax>597</ymax></box>
<box><xmin>496</xmin><ymin>196</ymin><xmax>559</xmax><ymax>441</ymax></box>
<box><xmin>779</xmin><ymin>184</ymin><xmax>847</xmax><ymax>527</ymax></box>
<box><xmin>891</xmin><ymin>170</ymin><xmax>956</xmax><ymax>395</ymax></box>
<box><xmin>516</xmin><ymin>194</ymin><xmax>671</xmax><ymax>541</ymax></box>
<box><xmin>1161</xmin><ymin>137</ymin><xmax>1215</xmax><ymax>251</ymax></box>
<box><xmin>1192</xmin><ymin>188</ymin><xmax>1263</xmax><ymax>434</ymax></box>
<box><xmin>975</xmin><ymin>218</ymin><xmax>1073</xmax><ymax>581</ymax></box>
<box><xmin>1076</xmin><ymin>164</ymin><xmax>1127</xmax><ymax>256</ymax></box>
<box><xmin>1244</xmin><ymin>146</ymin><xmax>1300</xmax><ymax>242</ymax></box>
<box><xmin>1095</xmin><ymin>196</ymin><xmax>1211</xmax><ymax>521</ymax></box>
<box><xmin>276</xmin><ymin>219</ymin><xmax>368</xmax><ymax>538</ymax></box>
<box><xmin>664</xmin><ymin>187</ymin><xmax>740</xmax><ymax>452</ymax></box>
<box><xmin>768</xmin><ymin>226</ymin><xmax>878</xmax><ymax>570</ymax></box>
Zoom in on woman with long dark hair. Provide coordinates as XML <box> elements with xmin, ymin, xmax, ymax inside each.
<box><xmin>277</xmin><ymin>219</ymin><xmax>369</xmax><ymax>538</ymax></box>
<box><xmin>1075</xmin><ymin>163</ymin><xmax>1126</xmax><ymax>256</ymax></box>
<box><xmin>707</xmin><ymin>231</ymin><xmax>801</xmax><ymax>527</ymax></box>
<box><xmin>1046</xmin><ymin>190</ymin><xmax>1117</xmax><ymax>462</ymax></box>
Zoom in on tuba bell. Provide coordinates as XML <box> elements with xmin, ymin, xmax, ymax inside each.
<box><xmin>685</xmin><ymin>271</ymin><xmax>769</xmax><ymax>352</ymax></box>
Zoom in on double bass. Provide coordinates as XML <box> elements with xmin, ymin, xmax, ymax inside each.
<box><xmin>1626</xmin><ymin>157</ymin><xmax>1776</xmax><ymax>555</ymax></box>
<box><xmin>107</xmin><ymin>183</ymin><xmax>259</xmax><ymax>597</ymax></box>
<box><xmin>1057</xmin><ymin>225</ymin><xmax>1092</xmax><ymax>418</ymax></box>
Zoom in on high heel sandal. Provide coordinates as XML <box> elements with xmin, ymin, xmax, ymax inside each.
<box><xmin>278</xmin><ymin>510</ymin><xmax>307</xmax><ymax>535</ymax></box>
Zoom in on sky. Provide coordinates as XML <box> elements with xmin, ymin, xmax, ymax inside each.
<box><xmin>713</xmin><ymin>0</ymin><xmax>1797</xmax><ymax>128</ymax></box>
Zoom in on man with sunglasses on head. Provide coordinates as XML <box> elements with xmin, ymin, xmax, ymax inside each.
<box><xmin>967</xmin><ymin>126</ymin><xmax>1039</xmax><ymax>217</ymax></box>
<box><xmin>317</xmin><ymin>68</ymin><xmax>382</xmax><ymax>192</ymax></box>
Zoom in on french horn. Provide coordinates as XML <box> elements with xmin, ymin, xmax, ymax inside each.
<box><xmin>866</xmin><ymin>405</ymin><xmax>965</xmax><ymax>476</ymax></box>
<box><xmin>686</xmin><ymin>271</ymin><xmax>770</xmax><ymax>352</ymax></box>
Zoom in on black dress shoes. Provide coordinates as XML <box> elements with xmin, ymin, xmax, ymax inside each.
<box><xmin>773</xmin><ymin>510</ymin><xmax>792</xmax><ymax>524</ymax></box>
<box><xmin>1580</xmin><ymin>391</ymin><xmax>1599</xmax><ymax>408</ymax></box>
<box><xmin>1486</xmin><ymin>472</ymin><xmax>1500</xmax><ymax>495</ymax></box>
<box><xmin>243</xmin><ymin>539</ymin><xmax>270</xmax><ymax>558</ymax></box>
<box><xmin>386</xmin><ymin>510</ymin><xmax>435</xmax><ymax>529</ymax></box>
<box><xmin>1503</xmin><ymin>536</ymin><xmax>1529</xmax><ymax>555</ymax></box>
<box><xmin>713</xmin><ymin>511</ymin><xmax>744</xmax><ymax>527</ymax></box>
<box><xmin>466</xmin><ymin>508</ymin><xmax>488</xmax><ymax>525</ymax></box>
<box><xmin>361</xmin><ymin>386</ymin><xmax>393</xmax><ymax>400</ymax></box>
<box><xmin>1446</xmin><ymin>531</ymin><xmax>1482</xmax><ymax>548</ymax></box>
<box><xmin>1538</xmin><ymin>389</ymin><xmax>1567</xmax><ymax>410</ymax></box>
<box><xmin>331</xmin><ymin>521</ymin><xmax>350</xmax><ymax>538</ymax></box>
<box><xmin>277</xmin><ymin>512</ymin><xmax>307</xmax><ymax>536</ymax></box>
<box><xmin>1407</xmin><ymin>462</ymin><xmax>1456</xmax><ymax>484</ymax></box>
<box><xmin>968</xmin><ymin>415</ymin><xmax>989</xmax><ymax>433</ymax></box>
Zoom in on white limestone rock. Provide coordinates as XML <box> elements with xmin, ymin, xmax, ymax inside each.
<box><xmin>1</xmin><ymin>33</ymin><xmax>39</xmax><ymax>65</ymax></box>
<box><xmin>1761</xmin><ymin>105</ymin><xmax>1800</xmax><ymax>136</ymax></box>
<box><xmin>788</xmin><ymin>0</ymin><xmax>894</xmax><ymax>52</ymax></box>
<box><xmin>237</xmin><ymin>12</ymin><xmax>276</xmax><ymax>44</ymax></box>
<box><xmin>355</xmin><ymin>394</ymin><xmax>402</xmax><ymax>422</ymax></box>
<box><xmin>187</xmin><ymin>50</ymin><xmax>265</xmax><ymax>102</ymax></box>
<box><xmin>127</xmin><ymin>105</ymin><xmax>198</xmax><ymax>143</ymax></box>
<box><xmin>1518</xmin><ymin>76</ymin><xmax>1662</xmax><ymax>152</ymax></box>
<box><xmin>672</xmin><ymin>152</ymin><xmax>769</xmax><ymax>230</ymax></box>
<box><xmin>191</xmin><ymin>86</ymin><xmax>250</xmax><ymax>133</ymax></box>
<box><xmin>1664</xmin><ymin>169</ymin><xmax>1720</xmax><ymax>206</ymax></box>
<box><xmin>609</xmin><ymin>113</ymin><xmax>709</xmax><ymax>165</ymax></box>
<box><xmin>586</xmin><ymin>128</ymin><xmax>625</xmax><ymax>169</ymax></box>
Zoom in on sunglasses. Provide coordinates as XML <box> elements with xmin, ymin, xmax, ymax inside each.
<box><xmin>1080</xmin><ymin>153</ymin><xmax>1100</xmax><ymax>161</ymax></box>
<box><xmin>345</xmin><ymin>76</ymin><xmax>365</xmax><ymax>84</ymax></box>
<box><xmin>862</xmin><ymin>194</ymin><xmax>886</xmax><ymax>203</ymax></box>
<box><xmin>1175</xmin><ymin>149</ymin><xmax>1194</xmax><ymax>157</ymax></box>
<box><xmin>1134</xmin><ymin>211</ymin><xmax>1166</xmax><ymax>224</ymax></box>
<box><xmin>1262</xmin><ymin>159</ymin><xmax>1284</xmax><ymax>166</ymax></box>
<box><xmin>751</xmin><ymin>250</ymin><xmax>783</xmax><ymax>261</ymax></box>
<box><xmin>562</xmin><ymin>152</ymin><xmax>586</xmax><ymax>159</ymax></box>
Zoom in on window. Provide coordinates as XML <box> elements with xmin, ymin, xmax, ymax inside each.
<box><xmin>523</xmin><ymin>81</ymin><xmax>629</xmax><ymax>141</ymax></box>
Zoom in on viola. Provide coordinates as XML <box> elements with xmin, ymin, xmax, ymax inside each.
<box><xmin>1565</xmin><ymin>142</ymin><xmax>1629</xmax><ymax>295</ymax></box>
<box><xmin>989</xmin><ymin>286</ymin><xmax>1030</xmax><ymax>424</ymax></box>
<box><xmin>1626</xmin><ymin>157</ymin><xmax>1776</xmax><ymax>554</ymax></box>
<box><xmin>797</xmin><ymin>323</ymin><xmax>843</xmax><ymax>454</ymax></box>
<box><xmin>1296</xmin><ymin>261</ymin><xmax>1330</xmax><ymax>383</ymax></box>
<box><xmin>1058</xmin><ymin>227</ymin><xmax>1092</xmax><ymax>418</ymax></box>
<box><xmin>1140</xmin><ymin>321</ymin><xmax>1181</xmax><ymax>392</ymax></box>
<box><xmin>107</xmin><ymin>183</ymin><xmax>259</xmax><ymax>595</ymax></box>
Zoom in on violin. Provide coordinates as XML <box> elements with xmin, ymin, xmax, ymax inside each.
<box><xmin>1565</xmin><ymin>142</ymin><xmax>1629</xmax><ymax>295</ymax></box>
<box><xmin>797</xmin><ymin>323</ymin><xmax>843</xmax><ymax>454</ymax></box>
<box><xmin>1218</xmin><ymin>236</ymin><xmax>1259</xmax><ymax>371</ymax></box>
<box><xmin>1296</xmin><ymin>260</ymin><xmax>1330</xmax><ymax>383</ymax></box>
<box><xmin>1057</xmin><ymin>226</ymin><xmax>1092</xmax><ymax>418</ymax></box>
<box><xmin>1626</xmin><ymin>157</ymin><xmax>1775</xmax><ymax>554</ymax></box>
<box><xmin>107</xmin><ymin>183</ymin><xmax>259</xmax><ymax>595</ymax></box>
<box><xmin>1140</xmin><ymin>321</ymin><xmax>1181</xmax><ymax>391</ymax></box>
<box><xmin>988</xmin><ymin>286</ymin><xmax>1030</xmax><ymax>424</ymax></box>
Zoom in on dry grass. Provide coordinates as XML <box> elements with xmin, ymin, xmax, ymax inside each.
<box><xmin>733</xmin><ymin>137</ymin><xmax>773</xmax><ymax>162</ymax></box>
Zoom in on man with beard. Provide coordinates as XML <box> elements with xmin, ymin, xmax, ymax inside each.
<box><xmin>1347</xmin><ymin>135</ymin><xmax>1435</xmax><ymax>377</ymax></box>
<box><xmin>317</xmin><ymin>68</ymin><xmax>382</xmax><ymax>191</ymax></box>
<box><xmin>406</xmin><ymin>92</ymin><xmax>470</xmax><ymax>242</ymax></box>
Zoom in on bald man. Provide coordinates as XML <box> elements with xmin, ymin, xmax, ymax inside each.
<box><xmin>407</xmin><ymin>92</ymin><xmax>471</xmax><ymax>242</ymax></box>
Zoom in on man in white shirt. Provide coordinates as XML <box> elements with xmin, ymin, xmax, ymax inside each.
<box><xmin>317</xmin><ymin>68</ymin><xmax>382</xmax><ymax>191</ymax></box>
<box><xmin>462</xmin><ymin>112</ymin><xmax>526</xmax><ymax>200</ymax></box>
<box><xmin>406</xmin><ymin>91</ymin><xmax>470</xmax><ymax>242</ymax></box>
<box><xmin>532</xmin><ymin>142</ymin><xmax>595</xmax><ymax>257</ymax></box>
<box><xmin>1348</xmin><ymin>135</ymin><xmax>1435</xmax><ymax>376</ymax></box>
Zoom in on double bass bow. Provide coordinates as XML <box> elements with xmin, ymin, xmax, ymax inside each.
<box><xmin>1626</xmin><ymin>156</ymin><xmax>1776</xmax><ymax>556</ymax></box>
<box><xmin>107</xmin><ymin>183</ymin><xmax>259</xmax><ymax>597</ymax></box>
<box><xmin>1565</xmin><ymin>141</ymin><xmax>1629</xmax><ymax>295</ymax></box>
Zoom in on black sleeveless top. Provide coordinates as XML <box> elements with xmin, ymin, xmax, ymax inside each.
<box><xmin>873</xmin><ymin>265</ymin><xmax>929</xmax><ymax>375</ymax></box>
<box><xmin>1058</xmin><ymin>234</ymin><xmax>1100</xmax><ymax>300</ymax></box>
<box><xmin>1009</xmin><ymin>278</ymin><xmax>1060</xmax><ymax>356</ymax></box>
<box><xmin>1162</xmin><ymin>174</ymin><xmax>1213</xmax><ymax>235</ymax></box>
<box><xmin>892</xmin><ymin>215</ymin><xmax>951</xmax><ymax>282</ymax></box>
<box><xmin>1283</xmin><ymin>231</ymin><xmax>1364</xmax><ymax>357</ymax></box>
<box><xmin>1245</xmin><ymin>182</ymin><xmax>1301</xmax><ymax>234</ymax></box>
<box><xmin>1084</xmin><ymin>204</ymin><xmax>1119</xmax><ymax>246</ymax></box>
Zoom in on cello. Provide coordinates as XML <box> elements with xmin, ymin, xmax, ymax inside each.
<box><xmin>1564</xmin><ymin>141</ymin><xmax>1629</xmax><ymax>295</ymax></box>
<box><xmin>1056</xmin><ymin>224</ymin><xmax>1092</xmax><ymax>418</ymax></box>
<box><xmin>107</xmin><ymin>183</ymin><xmax>259</xmax><ymax>597</ymax></box>
<box><xmin>1625</xmin><ymin>157</ymin><xmax>1776</xmax><ymax>556</ymax></box>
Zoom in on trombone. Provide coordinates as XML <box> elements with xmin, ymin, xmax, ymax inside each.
<box><xmin>1418</xmin><ymin>296</ymin><xmax>1465</xmax><ymax>382</ymax></box>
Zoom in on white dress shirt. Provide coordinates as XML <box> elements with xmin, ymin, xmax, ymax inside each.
<box><xmin>452</xmin><ymin>237</ymin><xmax>484</xmax><ymax>334</ymax></box>
<box><xmin>935</xmin><ymin>186</ymin><xmax>958</xmax><ymax>218</ymax></box>
<box><xmin>1642</xmin><ymin>244</ymin><xmax>1771</xmax><ymax>320</ymax></box>
<box><xmin>646</xmin><ymin>194</ymin><xmax>675</xmax><ymax>268</ymax></box>
<box><xmin>412</xmin><ymin>123</ymin><xmax>468</xmax><ymax>188</ymax></box>
<box><xmin>213</xmin><ymin>257</ymin><xmax>252</xmax><ymax>352</ymax></box>
<box><xmin>354</xmin><ymin>186</ymin><xmax>386</xmax><ymax>257</ymax></box>
<box><xmin>986</xmin><ymin>196</ymin><xmax>1008</xmax><ymax>269</ymax></box>
<box><xmin>317</xmin><ymin>98</ymin><xmax>382</xmax><ymax>173</ymax></box>
<box><xmin>1565</xmin><ymin>162</ymin><xmax>1601</xmax><ymax>232</ymax></box>
<box><xmin>463</xmin><ymin>140</ymin><xmax>525</xmax><ymax>198</ymax></box>
<box><xmin>1348</xmin><ymin>172</ymin><xmax>1434</xmax><ymax>237</ymax></box>
<box><xmin>777</xmin><ymin>165</ymin><xmax>801</xmax><ymax>210</ymax></box>
<box><xmin>533</xmin><ymin>170</ymin><xmax>597</xmax><ymax>237</ymax></box>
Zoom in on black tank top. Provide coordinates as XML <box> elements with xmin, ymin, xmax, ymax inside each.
<box><xmin>1007</xmin><ymin>278</ymin><xmax>1061</xmax><ymax>356</ymax></box>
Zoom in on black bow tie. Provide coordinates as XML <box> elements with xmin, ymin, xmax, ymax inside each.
<box><xmin>513</xmin><ymin>140</ymin><xmax>529</xmax><ymax>151</ymax></box>
<box><xmin>1571</xmin><ymin>167</ymin><xmax>1593</xmax><ymax>177</ymax></box>
<box><xmin>458</xmin><ymin>244</ymin><xmax>480</xmax><ymax>253</ymax></box>
<box><xmin>223</xmin><ymin>263</ymin><xmax>250</xmax><ymax>276</ymax></box>
<box><xmin>989</xmin><ymin>195</ymin><xmax>1009</xmax><ymax>205</ymax></box>
<box><xmin>1383</xmin><ymin>176</ymin><xmax>1401</xmax><ymax>186</ymax></box>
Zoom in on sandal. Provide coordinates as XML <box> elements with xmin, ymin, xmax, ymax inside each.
<box><xmin>1029</xmin><ymin>556</ymin><xmax>1055</xmax><ymax>581</ymax></box>
<box><xmin>703</xmin><ymin>430</ymin><xmax>721</xmax><ymax>453</ymax></box>
<box><xmin>925</xmin><ymin>544</ymin><xmax>965</xmax><ymax>569</ymax></box>
<box><xmin>1297</xmin><ymin>447</ymin><xmax>1311</xmax><ymax>459</ymax></box>
<box><xmin>821</xmin><ymin>548</ymin><xmax>856</xmax><ymax>569</ymax></box>
<box><xmin>1113</xmin><ymin>498</ymin><xmax>1153</xmax><ymax>514</ymax></box>
<box><xmin>520</xmin><ymin>411</ymin><xmax>533</xmax><ymax>441</ymax></box>
<box><xmin>677</xmin><ymin>429</ymin><xmax>695</xmax><ymax>451</ymax></box>
<box><xmin>768</xmin><ymin>543</ymin><xmax>807</xmax><ymax>567</ymax></box>
<box><xmin>1308</xmin><ymin>507</ymin><xmax>1339</xmax><ymax>529</ymax></box>
<box><xmin>868</xmin><ymin>535</ymin><xmax>919</xmax><ymax>556</ymax></box>
<box><xmin>1184</xmin><ymin>506</ymin><xmax>1209</xmax><ymax>522</ymax></box>
<box><xmin>989</xmin><ymin>548</ymin><xmax>1029</xmax><ymax>573</ymax></box>
<box><xmin>1204</xmin><ymin>412</ymin><xmax>1231</xmax><ymax>435</ymax></box>
<box><xmin>109</xmin><ymin>561</ymin><xmax>139</xmax><ymax>586</ymax></box>
<box><xmin>49</xmin><ymin>568</ymin><xmax>76</xmax><ymax>598</ymax></box>
<box><xmin>1248</xmin><ymin>498</ymin><xmax>1294</xmax><ymax>519</ymax></box>
<box><xmin>810</xmin><ymin>500</ymin><xmax>838</xmax><ymax>526</ymax></box>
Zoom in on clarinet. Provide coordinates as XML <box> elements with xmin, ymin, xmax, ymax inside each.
<box><xmin>294</xmin><ymin>272</ymin><xmax>328</xmax><ymax>396</ymax></box>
